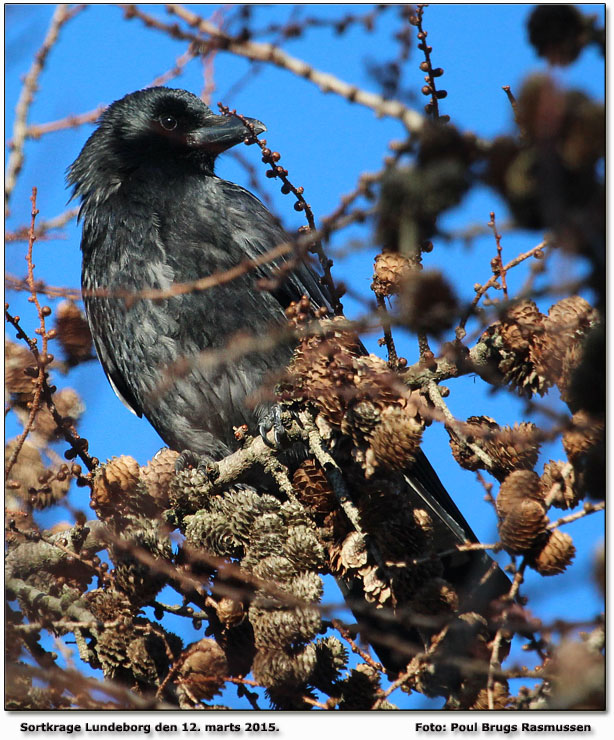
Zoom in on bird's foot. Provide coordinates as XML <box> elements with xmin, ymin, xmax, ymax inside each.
<box><xmin>175</xmin><ymin>449</ymin><xmax>220</xmax><ymax>481</ymax></box>
<box><xmin>258</xmin><ymin>404</ymin><xmax>287</xmax><ymax>449</ymax></box>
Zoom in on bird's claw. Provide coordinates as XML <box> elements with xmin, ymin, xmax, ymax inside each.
<box><xmin>175</xmin><ymin>449</ymin><xmax>201</xmax><ymax>472</ymax></box>
<box><xmin>259</xmin><ymin>404</ymin><xmax>286</xmax><ymax>449</ymax></box>
<box><xmin>175</xmin><ymin>449</ymin><xmax>219</xmax><ymax>480</ymax></box>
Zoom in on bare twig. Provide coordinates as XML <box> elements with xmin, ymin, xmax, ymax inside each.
<box><xmin>5</xmin><ymin>273</ymin><xmax>82</xmax><ymax>300</ymax></box>
<box><xmin>237</xmin><ymin>5</ymin><xmax>392</xmax><ymax>41</ymax></box>
<box><xmin>5</xmin><ymin>206</ymin><xmax>80</xmax><ymax>242</ymax></box>
<box><xmin>487</xmin><ymin>563</ymin><xmax>526</xmax><ymax>709</ymax></box>
<box><xmin>375</xmin><ymin>293</ymin><xmax>399</xmax><ymax>367</ymax></box>
<box><xmin>5</xmin><ymin>190</ymin><xmax>45</xmax><ymax>479</ymax></box>
<box><xmin>457</xmin><ymin>239</ymin><xmax>550</xmax><ymax>335</ymax></box>
<box><xmin>123</xmin><ymin>4</ymin><xmax>426</xmax><ymax>135</ymax></box>
<box><xmin>5</xmin><ymin>5</ymin><xmax>85</xmax><ymax>214</ymax></box>
<box><xmin>5</xmin><ymin>308</ymin><xmax>98</xmax><ymax>473</ymax></box>
<box><xmin>25</xmin><ymin>106</ymin><xmax>105</xmax><ymax>140</ymax></box>
<box><xmin>488</xmin><ymin>211</ymin><xmax>508</xmax><ymax>300</ymax></box>
<box><xmin>502</xmin><ymin>85</ymin><xmax>525</xmax><ymax>138</ymax></box>
<box><xmin>411</xmin><ymin>5</ymin><xmax>449</xmax><ymax>122</ymax></box>
<box><xmin>332</xmin><ymin>618</ymin><xmax>383</xmax><ymax>672</ymax></box>
<box><xmin>547</xmin><ymin>501</ymin><xmax>604</xmax><ymax>530</ymax></box>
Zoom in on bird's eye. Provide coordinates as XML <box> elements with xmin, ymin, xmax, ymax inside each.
<box><xmin>159</xmin><ymin>115</ymin><xmax>178</xmax><ymax>131</ymax></box>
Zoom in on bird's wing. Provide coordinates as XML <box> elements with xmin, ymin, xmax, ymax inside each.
<box><xmin>81</xmin><ymin>224</ymin><xmax>148</xmax><ymax>420</ymax></box>
<box><xmin>84</xmin><ymin>293</ymin><xmax>144</xmax><ymax>419</ymax></box>
<box><xmin>406</xmin><ymin>450</ymin><xmax>511</xmax><ymax>607</ymax></box>
<box><xmin>407</xmin><ymin>449</ymin><xmax>478</xmax><ymax>544</ymax></box>
<box><xmin>216</xmin><ymin>178</ymin><xmax>332</xmax><ymax>311</ymax></box>
<box><xmin>92</xmin><ymin>330</ymin><xmax>144</xmax><ymax>418</ymax></box>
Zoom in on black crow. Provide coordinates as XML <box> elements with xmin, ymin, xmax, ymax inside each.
<box><xmin>69</xmin><ymin>86</ymin><xmax>329</xmax><ymax>459</ymax></box>
<box><xmin>68</xmin><ymin>87</ymin><xmax>508</xmax><ymax>675</ymax></box>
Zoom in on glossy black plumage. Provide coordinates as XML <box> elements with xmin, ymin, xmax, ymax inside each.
<box><xmin>69</xmin><ymin>87</ymin><xmax>508</xmax><ymax>673</ymax></box>
<box><xmin>69</xmin><ymin>87</ymin><xmax>326</xmax><ymax>458</ymax></box>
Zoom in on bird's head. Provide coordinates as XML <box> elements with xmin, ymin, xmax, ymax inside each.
<box><xmin>67</xmin><ymin>87</ymin><xmax>266</xmax><ymax>207</ymax></box>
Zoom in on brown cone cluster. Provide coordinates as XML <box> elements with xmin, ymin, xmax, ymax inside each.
<box><xmin>283</xmin><ymin>314</ymin><xmax>427</xmax><ymax>476</ymax></box>
<box><xmin>562</xmin><ymin>410</ymin><xmax>604</xmax><ymax>463</ymax></box>
<box><xmin>337</xmin><ymin>663</ymin><xmax>383</xmax><ymax>710</ymax></box>
<box><xmin>329</xmin><ymin>485</ymin><xmax>442</xmax><ymax>611</ymax></box>
<box><xmin>449</xmin><ymin>415</ymin><xmax>498</xmax><ymax>472</ymax></box>
<box><xmin>469</xmin><ymin>680</ymin><xmax>511</xmax><ymax>710</ymax></box>
<box><xmin>496</xmin><ymin>471</ymin><xmax>549</xmax><ymax>555</ymax></box>
<box><xmin>480</xmin><ymin>296</ymin><xmax>598</xmax><ymax>400</ymax></box>
<box><xmin>111</xmin><ymin>519</ymin><xmax>173</xmax><ymax>605</ymax></box>
<box><xmin>496</xmin><ymin>471</ymin><xmax>576</xmax><ymax>576</ymax></box>
<box><xmin>527</xmin><ymin>5</ymin><xmax>589</xmax><ymax>66</ymax></box>
<box><xmin>179</xmin><ymin>481</ymin><xmax>328</xmax><ymax>698</ymax></box>
<box><xmin>5</xmin><ymin>439</ymin><xmax>70</xmax><ymax>509</ymax></box>
<box><xmin>530</xmin><ymin>529</ymin><xmax>576</xmax><ymax>576</ymax></box>
<box><xmin>15</xmin><ymin>388</ymin><xmax>85</xmax><ymax>446</ymax></box>
<box><xmin>366</xmin><ymin>404</ymin><xmax>424</xmax><ymax>473</ymax></box>
<box><xmin>175</xmin><ymin>638</ymin><xmax>228</xmax><ymax>701</ymax></box>
<box><xmin>371</xmin><ymin>251</ymin><xmax>412</xmax><ymax>297</ymax></box>
<box><xmin>86</xmin><ymin>588</ymin><xmax>133</xmax><ymax>623</ymax></box>
<box><xmin>141</xmin><ymin>447</ymin><xmax>180</xmax><ymax>509</ymax></box>
<box><xmin>84</xmin><ymin>589</ymin><xmax>183</xmax><ymax>692</ymax></box>
<box><xmin>54</xmin><ymin>300</ymin><xmax>93</xmax><ymax>366</ymax></box>
<box><xmin>540</xmin><ymin>460</ymin><xmax>578</xmax><ymax>510</ymax></box>
<box><xmin>480</xmin><ymin>300</ymin><xmax>550</xmax><ymax>397</ymax></box>
<box><xmin>449</xmin><ymin>415</ymin><xmax>540</xmax><ymax>482</ymax></box>
<box><xmin>292</xmin><ymin>459</ymin><xmax>335</xmax><ymax>516</ymax></box>
<box><xmin>535</xmin><ymin>296</ymin><xmax>599</xmax><ymax>403</ymax></box>
<box><xmin>213</xmin><ymin>597</ymin><xmax>245</xmax><ymax>629</ymax></box>
<box><xmin>284</xmin><ymin>320</ymin><xmax>358</xmax><ymax>427</ymax></box>
<box><xmin>5</xmin><ymin>339</ymin><xmax>36</xmax><ymax>404</ymax></box>
<box><xmin>92</xmin><ymin>455</ymin><xmax>141</xmax><ymax>517</ymax></box>
<box><xmin>399</xmin><ymin>269</ymin><xmax>458</xmax><ymax>337</ymax></box>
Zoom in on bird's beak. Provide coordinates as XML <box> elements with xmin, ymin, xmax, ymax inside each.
<box><xmin>188</xmin><ymin>115</ymin><xmax>266</xmax><ymax>153</ymax></box>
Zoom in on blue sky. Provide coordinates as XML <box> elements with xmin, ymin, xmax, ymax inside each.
<box><xmin>5</xmin><ymin>4</ymin><xmax>605</xmax><ymax>710</ymax></box>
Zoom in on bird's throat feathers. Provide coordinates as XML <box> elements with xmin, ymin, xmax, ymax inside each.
<box><xmin>68</xmin><ymin>129</ymin><xmax>216</xmax><ymax>236</ymax></box>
